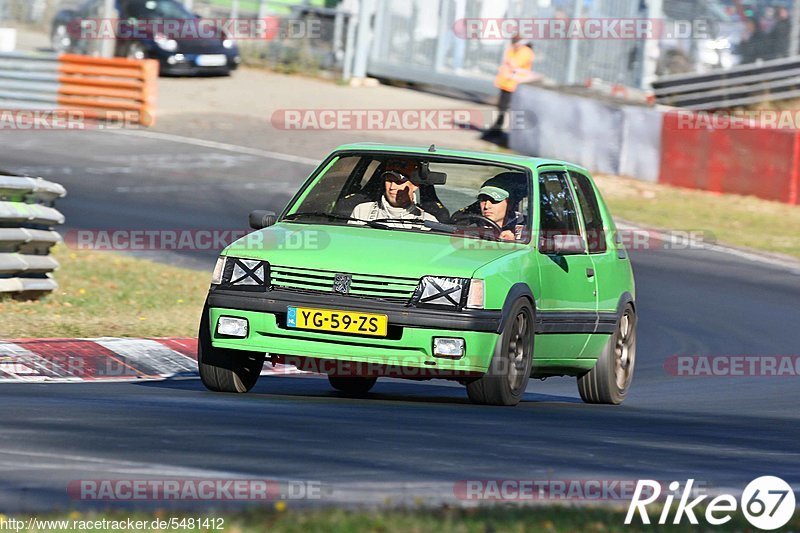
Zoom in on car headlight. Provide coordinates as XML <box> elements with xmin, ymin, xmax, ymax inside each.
<box><xmin>213</xmin><ymin>257</ymin><xmax>270</xmax><ymax>291</ymax></box>
<box><xmin>410</xmin><ymin>276</ymin><xmax>479</xmax><ymax>310</ymax></box>
<box><xmin>222</xmin><ymin>38</ymin><xmax>235</xmax><ymax>49</ymax></box>
<box><xmin>154</xmin><ymin>33</ymin><xmax>178</xmax><ymax>52</ymax></box>
<box><xmin>211</xmin><ymin>256</ymin><xmax>226</xmax><ymax>285</ymax></box>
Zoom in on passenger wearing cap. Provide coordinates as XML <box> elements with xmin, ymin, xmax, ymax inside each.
<box><xmin>350</xmin><ymin>159</ymin><xmax>438</xmax><ymax>228</ymax></box>
<box><xmin>452</xmin><ymin>173</ymin><xmax>526</xmax><ymax>242</ymax></box>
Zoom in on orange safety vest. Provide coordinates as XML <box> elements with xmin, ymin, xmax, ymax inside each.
<box><xmin>494</xmin><ymin>45</ymin><xmax>534</xmax><ymax>92</ymax></box>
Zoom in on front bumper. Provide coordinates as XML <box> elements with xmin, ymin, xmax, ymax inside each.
<box><xmin>207</xmin><ymin>288</ymin><xmax>503</xmax><ymax>374</ymax></box>
<box><xmin>151</xmin><ymin>51</ymin><xmax>240</xmax><ymax>75</ymax></box>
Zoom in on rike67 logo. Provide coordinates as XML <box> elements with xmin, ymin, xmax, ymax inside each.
<box><xmin>626</xmin><ymin>477</ymin><xmax>796</xmax><ymax>530</ymax></box>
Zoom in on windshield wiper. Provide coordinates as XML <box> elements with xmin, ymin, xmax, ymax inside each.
<box><xmin>371</xmin><ymin>217</ymin><xmax>430</xmax><ymax>226</ymax></box>
<box><xmin>283</xmin><ymin>211</ymin><xmax>389</xmax><ymax>229</ymax></box>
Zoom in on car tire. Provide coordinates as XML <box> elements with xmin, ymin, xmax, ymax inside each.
<box><xmin>577</xmin><ymin>303</ymin><xmax>637</xmax><ymax>405</ymax></box>
<box><xmin>466</xmin><ymin>299</ymin><xmax>534</xmax><ymax>406</ymax></box>
<box><xmin>51</xmin><ymin>24</ymin><xmax>71</xmax><ymax>53</ymax></box>
<box><xmin>197</xmin><ymin>307</ymin><xmax>264</xmax><ymax>393</ymax></box>
<box><xmin>328</xmin><ymin>376</ymin><xmax>377</xmax><ymax>395</ymax></box>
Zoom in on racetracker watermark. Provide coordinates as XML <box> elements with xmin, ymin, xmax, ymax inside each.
<box><xmin>0</xmin><ymin>110</ymin><xmax>145</xmax><ymax>131</ymax></box>
<box><xmin>454</xmin><ymin>479</ymin><xmax>662</xmax><ymax>502</ymax></box>
<box><xmin>67</xmin><ymin>479</ymin><xmax>322</xmax><ymax>501</ymax></box>
<box><xmin>64</xmin><ymin>228</ymin><xmax>716</xmax><ymax>253</ymax></box>
<box><xmin>64</xmin><ymin>229</ymin><xmax>329</xmax><ymax>252</ymax></box>
<box><xmin>70</xmin><ymin>18</ymin><xmax>320</xmax><ymax>40</ymax></box>
<box><xmin>275</xmin><ymin>357</ymin><xmax>480</xmax><ymax>379</ymax></box>
<box><xmin>449</xmin><ymin>229</ymin><xmax>716</xmax><ymax>251</ymax></box>
<box><xmin>669</xmin><ymin>110</ymin><xmax>800</xmax><ymax>131</ymax></box>
<box><xmin>453</xmin><ymin>18</ymin><xmax>712</xmax><ymax>40</ymax></box>
<box><xmin>665</xmin><ymin>355</ymin><xmax>800</xmax><ymax>377</ymax></box>
<box><xmin>270</xmin><ymin>109</ymin><xmax>529</xmax><ymax>131</ymax></box>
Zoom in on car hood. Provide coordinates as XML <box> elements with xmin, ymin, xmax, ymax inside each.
<box><xmin>223</xmin><ymin>222</ymin><xmax>524</xmax><ymax>279</ymax></box>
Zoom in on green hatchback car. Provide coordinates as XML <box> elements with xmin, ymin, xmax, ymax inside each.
<box><xmin>198</xmin><ymin>144</ymin><xmax>636</xmax><ymax>406</ymax></box>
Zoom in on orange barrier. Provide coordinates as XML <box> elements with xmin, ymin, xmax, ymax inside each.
<box><xmin>57</xmin><ymin>54</ymin><xmax>158</xmax><ymax>126</ymax></box>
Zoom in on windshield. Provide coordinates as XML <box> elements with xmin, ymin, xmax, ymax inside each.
<box><xmin>120</xmin><ymin>0</ymin><xmax>194</xmax><ymax>19</ymax></box>
<box><xmin>284</xmin><ymin>153</ymin><xmax>532</xmax><ymax>243</ymax></box>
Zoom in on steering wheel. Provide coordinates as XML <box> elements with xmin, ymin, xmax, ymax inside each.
<box><xmin>451</xmin><ymin>212</ymin><xmax>503</xmax><ymax>239</ymax></box>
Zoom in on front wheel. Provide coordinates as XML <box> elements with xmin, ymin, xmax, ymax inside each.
<box><xmin>466</xmin><ymin>299</ymin><xmax>534</xmax><ymax>406</ymax></box>
<box><xmin>198</xmin><ymin>308</ymin><xmax>264</xmax><ymax>393</ymax></box>
<box><xmin>577</xmin><ymin>303</ymin><xmax>637</xmax><ymax>405</ymax></box>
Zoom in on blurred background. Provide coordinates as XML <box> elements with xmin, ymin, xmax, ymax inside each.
<box><xmin>0</xmin><ymin>0</ymin><xmax>798</xmax><ymax>93</ymax></box>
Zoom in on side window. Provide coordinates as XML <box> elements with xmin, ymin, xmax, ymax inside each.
<box><xmin>538</xmin><ymin>171</ymin><xmax>582</xmax><ymax>253</ymax></box>
<box><xmin>295</xmin><ymin>156</ymin><xmax>359</xmax><ymax>214</ymax></box>
<box><xmin>569</xmin><ymin>171</ymin><xmax>607</xmax><ymax>254</ymax></box>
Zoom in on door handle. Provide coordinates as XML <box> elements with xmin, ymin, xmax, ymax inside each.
<box><xmin>586</xmin><ymin>268</ymin><xmax>595</xmax><ymax>278</ymax></box>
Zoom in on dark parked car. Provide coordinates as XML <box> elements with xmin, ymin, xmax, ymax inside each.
<box><xmin>51</xmin><ymin>0</ymin><xmax>241</xmax><ymax>76</ymax></box>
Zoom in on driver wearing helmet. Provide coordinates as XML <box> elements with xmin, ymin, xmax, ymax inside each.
<box><xmin>452</xmin><ymin>173</ymin><xmax>525</xmax><ymax>242</ymax></box>
<box><xmin>350</xmin><ymin>159</ymin><xmax>438</xmax><ymax>228</ymax></box>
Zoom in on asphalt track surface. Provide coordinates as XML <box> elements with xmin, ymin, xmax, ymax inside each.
<box><xmin>1</xmin><ymin>124</ymin><xmax>799</xmax><ymax>511</ymax></box>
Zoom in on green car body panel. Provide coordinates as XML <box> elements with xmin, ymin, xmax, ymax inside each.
<box><xmin>204</xmin><ymin>144</ymin><xmax>635</xmax><ymax>380</ymax></box>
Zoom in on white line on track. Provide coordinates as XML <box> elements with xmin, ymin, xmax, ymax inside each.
<box><xmin>104</xmin><ymin>129</ymin><xmax>320</xmax><ymax>166</ymax></box>
<box><xmin>0</xmin><ymin>450</ymin><xmax>246</xmax><ymax>478</ymax></box>
<box><xmin>616</xmin><ymin>221</ymin><xmax>800</xmax><ymax>276</ymax></box>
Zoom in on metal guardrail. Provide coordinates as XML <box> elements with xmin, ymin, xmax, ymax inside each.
<box><xmin>0</xmin><ymin>174</ymin><xmax>66</xmax><ymax>297</ymax></box>
<box><xmin>0</xmin><ymin>51</ymin><xmax>158</xmax><ymax>125</ymax></box>
<box><xmin>653</xmin><ymin>56</ymin><xmax>800</xmax><ymax>110</ymax></box>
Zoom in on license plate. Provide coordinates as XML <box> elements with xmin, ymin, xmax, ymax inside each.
<box><xmin>287</xmin><ymin>307</ymin><xmax>388</xmax><ymax>337</ymax></box>
<box><xmin>196</xmin><ymin>54</ymin><xmax>227</xmax><ymax>67</ymax></box>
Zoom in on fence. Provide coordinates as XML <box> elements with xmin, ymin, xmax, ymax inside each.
<box><xmin>0</xmin><ymin>174</ymin><xmax>66</xmax><ymax>297</ymax></box>
<box><xmin>653</xmin><ymin>55</ymin><xmax>800</xmax><ymax>110</ymax></box>
<box><xmin>366</xmin><ymin>0</ymin><xmax>646</xmax><ymax>96</ymax></box>
<box><xmin>0</xmin><ymin>51</ymin><xmax>158</xmax><ymax>125</ymax></box>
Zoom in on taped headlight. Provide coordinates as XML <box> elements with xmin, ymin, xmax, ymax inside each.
<box><xmin>220</xmin><ymin>257</ymin><xmax>270</xmax><ymax>292</ymax></box>
<box><xmin>411</xmin><ymin>277</ymin><xmax>469</xmax><ymax>309</ymax></box>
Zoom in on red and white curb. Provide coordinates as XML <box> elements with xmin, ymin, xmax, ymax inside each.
<box><xmin>0</xmin><ymin>338</ymin><xmax>300</xmax><ymax>383</ymax></box>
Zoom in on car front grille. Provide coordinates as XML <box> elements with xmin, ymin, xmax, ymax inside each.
<box><xmin>270</xmin><ymin>265</ymin><xmax>419</xmax><ymax>303</ymax></box>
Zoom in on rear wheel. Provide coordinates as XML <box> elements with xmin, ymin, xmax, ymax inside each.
<box><xmin>466</xmin><ymin>299</ymin><xmax>534</xmax><ymax>406</ymax></box>
<box><xmin>198</xmin><ymin>308</ymin><xmax>264</xmax><ymax>393</ymax></box>
<box><xmin>328</xmin><ymin>376</ymin><xmax>377</xmax><ymax>395</ymax></box>
<box><xmin>578</xmin><ymin>304</ymin><xmax>637</xmax><ymax>405</ymax></box>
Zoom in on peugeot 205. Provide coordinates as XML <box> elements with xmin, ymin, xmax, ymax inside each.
<box><xmin>198</xmin><ymin>144</ymin><xmax>637</xmax><ymax>406</ymax></box>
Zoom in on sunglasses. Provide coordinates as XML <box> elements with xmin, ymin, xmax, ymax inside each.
<box><xmin>478</xmin><ymin>194</ymin><xmax>504</xmax><ymax>204</ymax></box>
<box><xmin>382</xmin><ymin>171</ymin><xmax>411</xmax><ymax>184</ymax></box>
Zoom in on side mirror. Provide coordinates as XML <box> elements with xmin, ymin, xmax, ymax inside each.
<box><xmin>249</xmin><ymin>210</ymin><xmax>277</xmax><ymax>230</ymax></box>
<box><xmin>541</xmin><ymin>233</ymin><xmax>586</xmax><ymax>255</ymax></box>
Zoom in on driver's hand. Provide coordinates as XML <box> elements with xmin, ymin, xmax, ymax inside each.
<box><xmin>499</xmin><ymin>230</ymin><xmax>516</xmax><ymax>242</ymax></box>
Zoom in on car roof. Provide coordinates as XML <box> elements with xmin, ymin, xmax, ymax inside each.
<box><xmin>332</xmin><ymin>143</ymin><xmax>590</xmax><ymax>174</ymax></box>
